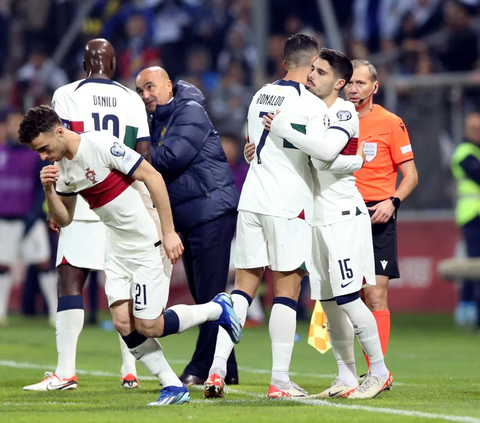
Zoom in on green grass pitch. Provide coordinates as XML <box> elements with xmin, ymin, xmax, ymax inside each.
<box><xmin>1</xmin><ymin>313</ymin><xmax>479</xmax><ymax>422</ymax></box>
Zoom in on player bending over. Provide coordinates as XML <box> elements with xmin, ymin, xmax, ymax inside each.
<box><xmin>19</xmin><ymin>105</ymin><xmax>242</xmax><ymax>406</ymax></box>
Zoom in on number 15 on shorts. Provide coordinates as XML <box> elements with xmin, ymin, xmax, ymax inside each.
<box><xmin>338</xmin><ymin>258</ymin><xmax>354</xmax><ymax>288</ymax></box>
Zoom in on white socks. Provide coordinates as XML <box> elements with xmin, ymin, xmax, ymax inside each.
<box><xmin>247</xmin><ymin>295</ymin><xmax>264</xmax><ymax>322</ymax></box>
<box><xmin>55</xmin><ymin>308</ymin><xmax>84</xmax><ymax>379</ymax></box>
<box><xmin>209</xmin><ymin>293</ymin><xmax>250</xmax><ymax>378</ymax></box>
<box><xmin>0</xmin><ymin>272</ymin><xmax>14</xmax><ymax>321</ymax></box>
<box><xmin>321</xmin><ymin>301</ymin><xmax>358</xmax><ymax>387</ymax></box>
<box><xmin>129</xmin><ymin>338</ymin><xmax>182</xmax><ymax>387</ymax></box>
<box><xmin>119</xmin><ymin>333</ymin><xmax>137</xmax><ymax>378</ymax></box>
<box><xmin>231</xmin><ymin>293</ymin><xmax>250</xmax><ymax>327</ymax></box>
<box><xmin>167</xmin><ymin>302</ymin><xmax>222</xmax><ymax>333</ymax></box>
<box><xmin>269</xmin><ymin>302</ymin><xmax>296</xmax><ymax>384</ymax></box>
<box><xmin>38</xmin><ymin>271</ymin><xmax>58</xmax><ymax>324</ymax></box>
<box><xmin>339</xmin><ymin>298</ymin><xmax>388</xmax><ymax>377</ymax></box>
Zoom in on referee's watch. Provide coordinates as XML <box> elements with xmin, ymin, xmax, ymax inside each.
<box><xmin>390</xmin><ymin>196</ymin><xmax>401</xmax><ymax>209</ymax></box>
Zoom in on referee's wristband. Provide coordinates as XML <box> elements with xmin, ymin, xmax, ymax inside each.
<box><xmin>390</xmin><ymin>196</ymin><xmax>401</xmax><ymax>209</ymax></box>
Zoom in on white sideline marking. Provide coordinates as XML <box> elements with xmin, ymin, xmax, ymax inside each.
<box><xmin>2</xmin><ymin>361</ymin><xmax>478</xmax><ymax>422</ymax></box>
<box><xmin>4</xmin><ymin>402</ymin><xmax>77</xmax><ymax>406</ymax></box>
<box><xmin>201</xmin><ymin>389</ymin><xmax>480</xmax><ymax>423</ymax></box>
<box><xmin>294</xmin><ymin>398</ymin><xmax>480</xmax><ymax>423</ymax></box>
<box><xmin>0</xmin><ymin>360</ymin><xmax>334</xmax><ymax>380</ymax></box>
<box><xmin>0</xmin><ymin>360</ymin><xmax>158</xmax><ymax>381</ymax></box>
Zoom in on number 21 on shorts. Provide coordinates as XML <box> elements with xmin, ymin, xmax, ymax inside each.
<box><xmin>134</xmin><ymin>283</ymin><xmax>147</xmax><ymax>311</ymax></box>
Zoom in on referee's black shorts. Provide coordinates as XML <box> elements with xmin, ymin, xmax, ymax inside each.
<box><xmin>366</xmin><ymin>201</ymin><xmax>400</xmax><ymax>279</ymax></box>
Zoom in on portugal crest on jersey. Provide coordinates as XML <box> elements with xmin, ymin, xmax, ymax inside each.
<box><xmin>323</xmin><ymin>114</ymin><xmax>330</xmax><ymax>128</ymax></box>
<box><xmin>85</xmin><ymin>168</ymin><xmax>97</xmax><ymax>184</ymax></box>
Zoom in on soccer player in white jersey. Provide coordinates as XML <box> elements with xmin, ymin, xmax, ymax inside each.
<box><xmin>18</xmin><ymin>105</ymin><xmax>242</xmax><ymax>406</ymax></box>
<box><xmin>205</xmin><ymin>34</ymin><xmax>350</xmax><ymax>399</ymax></box>
<box><xmin>23</xmin><ymin>39</ymin><xmax>153</xmax><ymax>392</ymax></box>
<box><xmin>265</xmin><ymin>48</ymin><xmax>392</xmax><ymax>399</ymax></box>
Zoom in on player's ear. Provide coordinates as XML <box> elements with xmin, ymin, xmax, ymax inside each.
<box><xmin>56</xmin><ymin>125</ymin><xmax>64</xmax><ymax>138</ymax></box>
<box><xmin>373</xmin><ymin>81</ymin><xmax>379</xmax><ymax>94</ymax></box>
<box><xmin>282</xmin><ymin>60</ymin><xmax>288</xmax><ymax>71</ymax></box>
<box><xmin>111</xmin><ymin>56</ymin><xmax>116</xmax><ymax>73</ymax></box>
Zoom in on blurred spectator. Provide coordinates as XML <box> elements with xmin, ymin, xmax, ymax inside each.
<box><xmin>189</xmin><ymin>0</ymin><xmax>235</xmax><ymax>64</ymax></box>
<box><xmin>395</xmin><ymin>0</ymin><xmax>443</xmax><ymax>47</ymax></box>
<box><xmin>117</xmin><ymin>12</ymin><xmax>160</xmax><ymax>85</ymax></box>
<box><xmin>12</xmin><ymin>43</ymin><xmax>68</xmax><ymax>111</ymax></box>
<box><xmin>350</xmin><ymin>0</ymin><xmax>443</xmax><ymax>57</ymax></box>
<box><xmin>351</xmin><ymin>0</ymin><xmax>398</xmax><ymax>56</ymax></box>
<box><xmin>0</xmin><ymin>109</ymin><xmax>7</xmax><ymax>145</ymax></box>
<box><xmin>209</xmin><ymin>61</ymin><xmax>252</xmax><ymax>135</ymax></box>
<box><xmin>0</xmin><ymin>109</ymin><xmax>57</xmax><ymax>326</ymax></box>
<box><xmin>0</xmin><ymin>0</ymin><xmax>10</xmax><ymax>75</ymax></box>
<box><xmin>266</xmin><ymin>35</ymin><xmax>287</xmax><ymax>81</ymax></box>
<box><xmin>451</xmin><ymin>111</ymin><xmax>480</xmax><ymax>329</ymax></box>
<box><xmin>220</xmin><ymin>132</ymin><xmax>249</xmax><ymax>194</ymax></box>
<box><xmin>151</xmin><ymin>0</ymin><xmax>191</xmax><ymax>78</ymax></box>
<box><xmin>435</xmin><ymin>0</ymin><xmax>479</xmax><ymax>72</ymax></box>
<box><xmin>217</xmin><ymin>23</ymin><xmax>257</xmax><ymax>82</ymax></box>
<box><xmin>185</xmin><ymin>45</ymin><xmax>219</xmax><ymax>93</ymax></box>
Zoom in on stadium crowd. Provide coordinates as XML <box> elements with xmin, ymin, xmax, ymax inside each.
<box><xmin>1</xmin><ymin>0</ymin><xmax>480</xmax><ymax>144</ymax></box>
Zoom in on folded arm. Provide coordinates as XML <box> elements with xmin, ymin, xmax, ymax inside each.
<box><xmin>269</xmin><ymin>112</ymin><xmax>355</xmax><ymax>162</ymax></box>
<box><xmin>316</xmin><ymin>154</ymin><xmax>364</xmax><ymax>172</ymax></box>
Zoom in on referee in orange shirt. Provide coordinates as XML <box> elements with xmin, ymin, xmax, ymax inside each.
<box><xmin>344</xmin><ymin>60</ymin><xmax>418</xmax><ymax>366</ymax></box>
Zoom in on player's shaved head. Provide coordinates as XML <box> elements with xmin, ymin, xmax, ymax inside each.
<box><xmin>84</xmin><ymin>38</ymin><xmax>116</xmax><ymax>79</ymax></box>
<box><xmin>136</xmin><ymin>67</ymin><xmax>173</xmax><ymax>113</ymax></box>
<box><xmin>283</xmin><ymin>33</ymin><xmax>319</xmax><ymax>70</ymax></box>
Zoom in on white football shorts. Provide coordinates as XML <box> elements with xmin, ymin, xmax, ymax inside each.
<box><xmin>0</xmin><ymin>219</ymin><xmax>50</xmax><ymax>266</ymax></box>
<box><xmin>309</xmin><ymin>212</ymin><xmax>375</xmax><ymax>300</ymax></box>
<box><xmin>56</xmin><ymin>220</ymin><xmax>106</xmax><ymax>270</ymax></box>
<box><xmin>105</xmin><ymin>249</ymin><xmax>170</xmax><ymax>320</ymax></box>
<box><xmin>234</xmin><ymin>210</ymin><xmax>311</xmax><ymax>272</ymax></box>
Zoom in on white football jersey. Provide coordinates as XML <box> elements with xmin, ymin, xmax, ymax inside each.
<box><xmin>52</xmin><ymin>78</ymin><xmax>150</xmax><ymax>221</ymax></box>
<box><xmin>311</xmin><ymin>98</ymin><xmax>366</xmax><ymax>226</ymax></box>
<box><xmin>56</xmin><ymin>132</ymin><xmax>158</xmax><ymax>258</ymax></box>
<box><xmin>239</xmin><ymin>80</ymin><xmax>328</xmax><ymax>222</ymax></box>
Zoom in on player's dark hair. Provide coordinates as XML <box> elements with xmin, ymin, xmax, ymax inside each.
<box><xmin>284</xmin><ymin>33</ymin><xmax>319</xmax><ymax>69</ymax></box>
<box><xmin>319</xmin><ymin>48</ymin><xmax>353</xmax><ymax>92</ymax></box>
<box><xmin>18</xmin><ymin>105</ymin><xmax>62</xmax><ymax>145</ymax></box>
<box><xmin>352</xmin><ymin>59</ymin><xmax>378</xmax><ymax>82</ymax></box>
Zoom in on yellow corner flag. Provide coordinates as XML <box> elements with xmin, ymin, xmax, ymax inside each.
<box><xmin>308</xmin><ymin>301</ymin><xmax>331</xmax><ymax>354</ymax></box>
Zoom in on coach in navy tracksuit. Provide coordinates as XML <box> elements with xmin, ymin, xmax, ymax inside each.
<box><xmin>136</xmin><ymin>67</ymin><xmax>239</xmax><ymax>385</ymax></box>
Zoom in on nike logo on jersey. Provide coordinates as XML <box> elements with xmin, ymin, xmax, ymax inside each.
<box><xmin>134</xmin><ymin>306</ymin><xmax>146</xmax><ymax>312</ymax></box>
<box><xmin>65</xmin><ymin>181</ymin><xmax>73</xmax><ymax>186</ymax></box>
<box><xmin>341</xmin><ymin>280</ymin><xmax>354</xmax><ymax>288</ymax></box>
<box><xmin>380</xmin><ymin>260</ymin><xmax>388</xmax><ymax>270</ymax></box>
